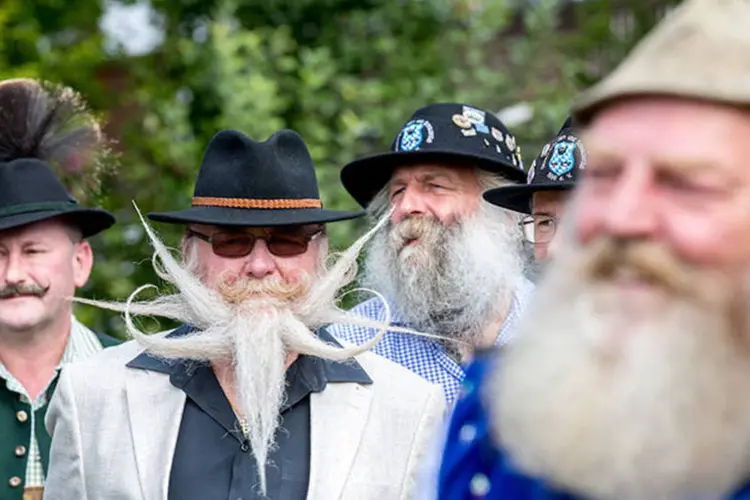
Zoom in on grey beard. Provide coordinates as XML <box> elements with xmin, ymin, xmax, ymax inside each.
<box><xmin>363</xmin><ymin>205</ymin><xmax>524</xmax><ymax>347</ymax></box>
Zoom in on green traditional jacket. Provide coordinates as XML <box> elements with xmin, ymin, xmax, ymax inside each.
<box><xmin>0</xmin><ymin>317</ymin><xmax>120</xmax><ymax>500</ymax></box>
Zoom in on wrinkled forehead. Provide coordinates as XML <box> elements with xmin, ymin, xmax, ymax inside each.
<box><xmin>389</xmin><ymin>162</ymin><xmax>479</xmax><ymax>186</ymax></box>
<box><xmin>0</xmin><ymin>218</ymin><xmax>77</xmax><ymax>245</ymax></box>
<box><xmin>580</xmin><ymin>97</ymin><xmax>750</xmax><ymax>183</ymax></box>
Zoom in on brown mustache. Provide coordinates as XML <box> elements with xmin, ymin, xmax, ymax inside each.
<box><xmin>0</xmin><ymin>282</ymin><xmax>48</xmax><ymax>299</ymax></box>
<box><xmin>389</xmin><ymin>216</ymin><xmax>448</xmax><ymax>251</ymax></box>
<box><xmin>581</xmin><ymin>238</ymin><xmax>697</xmax><ymax>297</ymax></box>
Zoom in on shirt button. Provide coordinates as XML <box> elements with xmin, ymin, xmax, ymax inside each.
<box><xmin>16</xmin><ymin>411</ymin><xmax>28</xmax><ymax>423</ymax></box>
<box><xmin>470</xmin><ymin>473</ymin><xmax>491</xmax><ymax>497</ymax></box>
<box><xmin>14</xmin><ymin>445</ymin><xmax>26</xmax><ymax>457</ymax></box>
<box><xmin>461</xmin><ymin>380</ymin><xmax>475</xmax><ymax>397</ymax></box>
<box><xmin>9</xmin><ymin>476</ymin><xmax>22</xmax><ymax>488</ymax></box>
<box><xmin>459</xmin><ymin>424</ymin><xmax>477</xmax><ymax>444</ymax></box>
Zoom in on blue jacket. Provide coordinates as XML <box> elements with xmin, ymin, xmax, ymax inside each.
<box><xmin>437</xmin><ymin>352</ymin><xmax>750</xmax><ymax>500</ymax></box>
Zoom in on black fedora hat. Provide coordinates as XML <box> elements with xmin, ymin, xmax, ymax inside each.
<box><xmin>148</xmin><ymin>129</ymin><xmax>363</xmax><ymax>227</ymax></box>
<box><xmin>483</xmin><ymin>117</ymin><xmax>585</xmax><ymax>214</ymax></box>
<box><xmin>0</xmin><ymin>158</ymin><xmax>115</xmax><ymax>237</ymax></box>
<box><xmin>340</xmin><ymin>102</ymin><xmax>527</xmax><ymax>207</ymax></box>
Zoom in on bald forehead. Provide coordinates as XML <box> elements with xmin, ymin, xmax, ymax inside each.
<box><xmin>582</xmin><ymin>97</ymin><xmax>750</xmax><ymax>183</ymax></box>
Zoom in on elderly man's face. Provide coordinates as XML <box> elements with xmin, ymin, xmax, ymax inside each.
<box><xmin>364</xmin><ymin>161</ymin><xmax>525</xmax><ymax>348</ymax></box>
<box><xmin>185</xmin><ymin>223</ymin><xmax>325</xmax><ymax>289</ymax></box>
<box><xmin>492</xmin><ymin>99</ymin><xmax>750</xmax><ymax>500</ymax></box>
<box><xmin>575</xmin><ymin>98</ymin><xmax>750</xmax><ymax>299</ymax></box>
<box><xmin>0</xmin><ymin>219</ymin><xmax>92</xmax><ymax>333</ymax></box>
<box><xmin>389</xmin><ymin>163</ymin><xmax>483</xmax><ymax>226</ymax></box>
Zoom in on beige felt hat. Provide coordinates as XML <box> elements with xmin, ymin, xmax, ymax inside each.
<box><xmin>572</xmin><ymin>0</ymin><xmax>750</xmax><ymax>123</ymax></box>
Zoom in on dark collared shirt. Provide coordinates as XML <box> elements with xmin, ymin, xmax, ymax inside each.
<box><xmin>127</xmin><ymin>326</ymin><xmax>371</xmax><ymax>500</ymax></box>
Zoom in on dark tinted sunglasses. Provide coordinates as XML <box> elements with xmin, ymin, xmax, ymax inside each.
<box><xmin>187</xmin><ymin>225</ymin><xmax>324</xmax><ymax>258</ymax></box>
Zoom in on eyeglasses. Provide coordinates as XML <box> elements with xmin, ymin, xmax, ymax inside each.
<box><xmin>519</xmin><ymin>214</ymin><xmax>557</xmax><ymax>244</ymax></box>
<box><xmin>186</xmin><ymin>225</ymin><xmax>324</xmax><ymax>258</ymax></box>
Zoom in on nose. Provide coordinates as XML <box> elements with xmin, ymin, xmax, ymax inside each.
<box><xmin>392</xmin><ymin>184</ymin><xmax>428</xmax><ymax>224</ymax></box>
<box><xmin>241</xmin><ymin>239</ymin><xmax>277</xmax><ymax>279</ymax></box>
<box><xmin>1</xmin><ymin>249</ymin><xmax>27</xmax><ymax>285</ymax></box>
<box><xmin>597</xmin><ymin>166</ymin><xmax>658</xmax><ymax>240</ymax></box>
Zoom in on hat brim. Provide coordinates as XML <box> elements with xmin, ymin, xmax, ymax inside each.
<box><xmin>341</xmin><ymin>150</ymin><xmax>527</xmax><ymax>208</ymax></box>
<box><xmin>147</xmin><ymin>206</ymin><xmax>364</xmax><ymax>227</ymax></box>
<box><xmin>0</xmin><ymin>207</ymin><xmax>115</xmax><ymax>238</ymax></box>
<box><xmin>483</xmin><ymin>182</ymin><xmax>575</xmax><ymax>214</ymax></box>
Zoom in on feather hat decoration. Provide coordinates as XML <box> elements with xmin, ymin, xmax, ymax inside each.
<box><xmin>0</xmin><ymin>78</ymin><xmax>117</xmax><ymax>203</ymax></box>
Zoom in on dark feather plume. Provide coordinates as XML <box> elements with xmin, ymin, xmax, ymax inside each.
<box><xmin>0</xmin><ymin>78</ymin><xmax>117</xmax><ymax>203</ymax></box>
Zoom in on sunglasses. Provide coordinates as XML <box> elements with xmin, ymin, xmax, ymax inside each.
<box><xmin>187</xmin><ymin>225</ymin><xmax>323</xmax><ymax>258</ymax></box>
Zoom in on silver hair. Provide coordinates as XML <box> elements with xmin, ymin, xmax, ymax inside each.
<box><xmin>361</xmin><ymin>167</ymin><xmax>526</xmax><ymax>355</ymax></box>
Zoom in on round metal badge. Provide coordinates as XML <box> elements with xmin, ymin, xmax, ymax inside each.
<box><xmin>452</xmin><ymin>113</ymin><xmax>472</xmax><ymax>129</ymax></box>
<box><xmin>491</xmin><ymin>127</ymin><xmax>504</xmax><ymax>143</ymax></box>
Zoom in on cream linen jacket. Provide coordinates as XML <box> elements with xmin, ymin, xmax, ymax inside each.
<box><xmin>43</xmin><ymin>337</ymin><xmax>446</xmax><ymax>500</ymax></box>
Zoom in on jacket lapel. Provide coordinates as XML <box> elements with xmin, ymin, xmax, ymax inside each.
<box><xmin>307</xmin><ymin>381</ymin><xmax>373</xmax><ymax>500</ymax></box>
<box><xmin>125</xmin><ymin>358</ymin><xmax>186</xmax><ymax>500</ymax></box>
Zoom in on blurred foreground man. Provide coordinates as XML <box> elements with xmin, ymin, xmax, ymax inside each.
<box><xmin>0</xmin><ymin>79</ymin><xmax>118</xmax><ymax>500</ymax></box>
<box><xmin>44</xmin><ymin>129</ymin><xmax>445</xmax><ymax>500</ymax></box>
<box><xmin>438</xmin><ymin>0</ymin><xmax>750</xmax><ymax>498</ymax></box>
<box><xmin>330</xmin><ymin>103</ymin><xmax>533</xmax><ymax>405</ymax></box>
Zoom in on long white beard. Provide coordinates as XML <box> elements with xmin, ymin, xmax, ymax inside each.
<box><xmin>363</xmin><ymin>204</ymin><xmax>524</xmax><ymax>348</ymax></box>
<box><xmin>77</xmin><ymin>205</ymin><xmax>427</xmax><ymax>497</ymax></box>
<box><xmin>489</xmin><ymin>235</ymin><xmax>750</xmax><ymax>500</ymax></box>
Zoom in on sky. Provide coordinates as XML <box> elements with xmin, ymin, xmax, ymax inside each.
<box><xmin>99</xmin><ymin>0</ymin><xmax>164</xmax><ymax>56</ymax></box>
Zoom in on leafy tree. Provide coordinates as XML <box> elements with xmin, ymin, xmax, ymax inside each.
<box><xmin>0</xmin><ymin>0</ymin><xmax>677</xmax><ymax>336</ymax></box>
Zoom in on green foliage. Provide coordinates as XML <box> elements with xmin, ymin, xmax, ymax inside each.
<box><xmin>0</xmin><ymin>0</ymin><xmax>677</xmax><ymax>336</ymax></box>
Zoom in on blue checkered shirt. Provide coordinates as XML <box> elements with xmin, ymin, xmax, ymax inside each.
<box><xmin>328</xmin><ymin>278</ymin><xmax>534</xmax><ymax>405</ymax></box>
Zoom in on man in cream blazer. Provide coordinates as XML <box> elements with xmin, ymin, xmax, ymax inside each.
<box><xmin>44</xmin><ymin>330</ymin><xmax>444</xmax><ymax>499</ymax></box>
<box><xmin>44</xmin><ymin>129</ymin><xmax>446</xmax><ymax>500</ymax></box>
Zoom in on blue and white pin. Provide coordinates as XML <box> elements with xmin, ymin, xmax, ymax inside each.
<box><xmin>462</xmin><ymin>106</ymin><xmax>489</xmax><ymax>134</ymax></box>
<box><xmin>546</xmin><ymin>135</ymin><xmax>586</xmax><ymax>177</ymax></box>
<box><xmin>462</xmin><ymin>106</ymin><xmax>485</xmax><ymax>125</ymax></box>
<box><xmin>397</xmin><ymin>119</ymin><xmax>435</xmax><ymax>152</ymax></box>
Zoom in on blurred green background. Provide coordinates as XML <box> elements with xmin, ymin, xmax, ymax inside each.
<box><xmin>0</xmin><ymin>0</ymin><xmax>677</xmax><ymax>337</ymax></box>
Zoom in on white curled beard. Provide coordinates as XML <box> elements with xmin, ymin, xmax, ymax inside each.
<box><xmin>79</xmin><ymin>207</ymin><xmax>406</xmax><ymax>497</ymax></box>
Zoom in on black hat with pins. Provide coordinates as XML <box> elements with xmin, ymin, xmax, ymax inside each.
<box><xmin>483</xmin><ymin>117</ymin><xmax>584</xmax><ymax>214</ymax></box>
<box><xmin>0</xmin><ymin>79</ymin><xmax>115</xmax><ymax>237</ymax></box>
<box><xmin>340</xmin><ymin>102</ymin><xmax>527</xmax><ymax>207</ymax></box>
<box><xmin>148</xmin><ymin>129</ymin><xmax>364</xmax><ymax>227</ymax></box>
